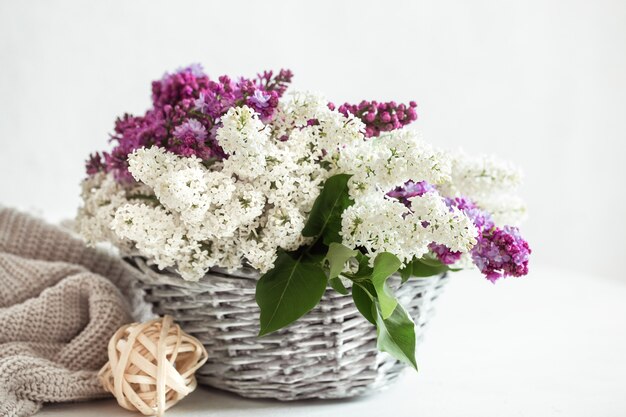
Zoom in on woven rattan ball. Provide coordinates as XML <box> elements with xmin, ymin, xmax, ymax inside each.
<box><xmin>99</xmin><ymin>315</ymin><xmax>208</xmax><ymax>416</ymax></box>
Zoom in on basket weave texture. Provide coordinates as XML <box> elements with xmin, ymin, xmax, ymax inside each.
<box><xmin>128</xmin><ymin>257</ymin><xmax>448</xmax><ymax>400</ymax></box>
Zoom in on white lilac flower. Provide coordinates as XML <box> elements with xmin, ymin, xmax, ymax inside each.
<box><xmin>341</xmin><ymin>194</ymin><xmax>421</xmax><ymax>263</ymax></box>
<box><xmin>341</xmin><ymin>189</ymin><xmax>477</xmax><ymax>265</ymax></box>
<box><xmin>271</xmin><ymin>91</ymin><xmax>365</xmax><ymax>161</ymax></box>
<box><xmin>338</xmin><ymin>128</ymin><xmax>451</xmax><ymax>198</ymax></box>
<box><xmin>408</xmin><ymin>192</ymin><xmax>478</xmax><ymax>253</ymax></box>
<box><xmin>76</xmin><ymin>172</ymin><xmax>151</xmax><ymax>252</ymax></box>
<box><xmin>476</xmin><ymin>194</ymin><xmax>528</xmax><ymax>226</ymax></box>
<box><xmin>441</xmin><ymin>151</ymin><xmax>523</xmax><ymax>201</ymax></box>
<box><xmin>111</xmin><ymin>203</ymin><xmax>188</xmax><ymax>271</ymax></box>
<box><xmin>217</xmin><ymin>106</ymin><xmax>272</xmax><ymax>179</ymax></box>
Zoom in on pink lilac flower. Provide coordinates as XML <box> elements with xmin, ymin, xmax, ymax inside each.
<box><xmin>86</xmin><ymin>65</ymin><xmax>293</xmax><ymax>181</ymax></box>
<box><xmin>333</xmin><ymin>100</ymin><xmax>418</xmax><ymax>138</ymax></box>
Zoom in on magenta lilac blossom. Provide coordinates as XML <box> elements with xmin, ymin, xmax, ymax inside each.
<box><xmin>86</xmin><ymin>65</ymin><xmax>293</xmax><ymax>181</ymax></box>
<box><xmin>472</xmin><ymin>226</ymin><xmax>531</xmax><ymax>282</ymax></box>
<box><xmin>430</xmin><ymin>196</ymin><xmax>531</xmax><ymax>282</ymax></box>
<box><xmin>333</xmin><ymin>100</ymin><xmax>418</xmax><ymax>138</ymax></box>
<box><xmin>429</xmin><ymin>243</ymin><xmax>463</xmax><ymax>265</ymax></box>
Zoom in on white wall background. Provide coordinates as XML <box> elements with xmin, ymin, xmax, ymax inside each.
<box><xmin>1</xmin><ymin>0</ymin><xmax>625</xmax><ymax>280</ymax></box>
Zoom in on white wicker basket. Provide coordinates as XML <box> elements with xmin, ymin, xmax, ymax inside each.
<box><xmin>127</xmin><ymin>256</ymin><xmax>448</xmax><ymax>401</ymax></box>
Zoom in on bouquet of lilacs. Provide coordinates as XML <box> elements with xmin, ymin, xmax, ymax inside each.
<box><xmin>78</xmin><ymin>65</ymin><xmax>531</xmax><ymax>368</ymax></box>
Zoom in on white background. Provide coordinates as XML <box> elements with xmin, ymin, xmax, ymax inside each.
<box><xmin>1</xmin><ymin>0</ymin><xmax>625</xmax><ymax>281</ymax></box>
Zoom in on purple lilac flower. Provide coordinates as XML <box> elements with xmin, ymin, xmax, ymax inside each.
<box><xmin>256</xmin><ymin>69</ymin><xmax>293</xmax><ymax>96</ymax></box>
<box><xmin>170</xmin><ymin>119</ymin><xmax>210</xmax><ymax>158</ymax></box>
<box><xmin>387</xmin><ymin>180</ymin><xmax>434</xmax><ymax>206</ymax></box>
<box><xmin>184</xmin><ymin>63</ymin><xmax>205</xmax><ymax>77</ymax></box>
<box><xmin>250</xmin><ymin>90</ymin><xmax>271</xmax><ymax>108</ymax></box>
<box><xmin>471</xmin><ymin>226</ymin><xmax>531</xmax><ymax>283</ymax></box>
<box><xmin>445</xmin><ymin>197</ymin><xmax>495</xmax><ymax>231</ymax></box>
<box><xmin>429</xmin><ymin>243</ymin><xmax>463</xmax><ymax>265</ymax></box>
<box><xmin>86</xmin><ymin>65</ymin><xmax>293</xmax><ymax>180</ymax></box>
<box><xmin>173</xmin><ymin>119</ymin><xmax>207</xmax><ymax>142</ymax></box>
<box><xmin>152</xmin><ymin>66</ymin><xmax>210</xmax><ymax>109</ymax></box>
<box><xmin>333</xmin><ymin>100</ymin><xmax>418</xmax><ymax>138</ymax></box>
<box><xmin>429</xmin><ymin>197</ymin><xmax>531</xmax><ymax>282</ymax></box>
<box><xmin>246</xmin><ymin>89</ymin><xmax>279</xmax><ymax>121</ymax></box>
<box><xmin>85</xmin><ymin>153</ymin><xmax>105</xmax><ymax>176</ymax></box>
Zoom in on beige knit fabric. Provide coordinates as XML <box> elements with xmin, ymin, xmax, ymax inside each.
<box><xmin>0</xmin><ymin>208</ymin><xmax>136</xmax><ymax>417</ymax></box>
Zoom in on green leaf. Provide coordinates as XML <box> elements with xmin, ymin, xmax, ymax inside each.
<box><xmin>352</xmin><ymin>282</ymin><xmax>376</xmax><ymax>325</ymax></box>
<box><xmin>353</xmin><ymin>252</ymin><xmax>373</xmax><ymax>279</ymax></box>
<box><xmin>301</xmin><ymin>174</ymin><xmax>353</xmax><ymax>245</ymax></box>
<box><xmin>256</xmin><ymin>251</ymin><xmax>327</xmax><ymax>336</ymax></box>
<box><xmin>371</xmin><ymin>252</ymin><xmax>402</xmax><ymax>319</ymax></box>
<box><xmin>374</xmin><ymin>301</ymin><xmax>417</xmax><ymax>370</ymax></box>
<box><xmin>399</xmin><ymin>264</ymin><xmax>412</xmax><ymax>283</ymax></box>
<box><xmin>324</xmin><ymin>242</ymin><xmax>358</xmax><ymax>280</ymax></box>
<box><xmin>419</xmin><ymin>254</ymin><xmax>447</xmax><ymax>268</ymax></box>
<box><xmin>400</xmin><ymin>258</ymin><xmax>448</xmax><ymax>282</ymax></box>
<box><xmin>329</xmin><ymin>277</ymin><xmax>349</xmax><ymax>295</ymax></box>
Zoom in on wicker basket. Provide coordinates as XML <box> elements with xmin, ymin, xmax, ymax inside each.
<box><xmin>127</xmin><ymin>256</ymin><xmax>448</xmax><ymax>400</ymax></box>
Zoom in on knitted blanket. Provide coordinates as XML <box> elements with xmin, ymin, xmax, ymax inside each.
<box><xmin>0</xmin><ymin>208</ymin><xmax>136</xmax><ymax>417</ymax></box>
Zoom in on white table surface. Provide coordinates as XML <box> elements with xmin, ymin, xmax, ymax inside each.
<box><xmin>38</xmin><ymin>267</ymin><xmax>626</xmax><ymax>417</ymax></box>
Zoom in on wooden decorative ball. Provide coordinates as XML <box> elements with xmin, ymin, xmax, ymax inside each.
<box><xmin>99</xmin><ymin>315</ymin><xmax>208</xmax><ymax>416</ymax></box>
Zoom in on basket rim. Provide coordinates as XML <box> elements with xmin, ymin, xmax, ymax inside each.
<box><xmin>126</xmin><ymin>255</ymin><xmax>447</xmax><ymax>293</ymax></box>
<box><xmin>125</xmin><ymin>255</ymin><xmax>260</xmax><ymax>282</ymax></box>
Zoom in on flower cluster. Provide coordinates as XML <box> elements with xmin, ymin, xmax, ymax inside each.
<box><xmin>337</xmin><ymin>129</ymin><xmax>450</xmax><ymax>197</ymax></box>
<box><xmin>86</xmin><ymin>65</ymin><xmax>292</xmax><ymax>182</ymax></box>
<box><xmin>333</xmin><ymin>100</ymin><xmax>418</xmax><ymax>138</ymax></box>
<box><xmin>428</xmin><ymin>197</ymin><xmax>531</xmax><ymax>282</ymax></box>
<box><xmin>337</xmin><ymin>129</ymin><xmax>478</xmax><ymax>264</ymax></box>
<box><xmin>78</xmin><ymin>66</ymin><xmax>530</xmax><ymax>284</ymax></box>
<box><xmin>472</xmin><ymin>226</ymin><xmax>531</xmax><ymax>282</ymax></box>
<box><xmin>341</xmin><ymin>191</ymin><xmax>478</xmax><ymax>265</ymax></box>
<box><xmin>79</xmin><ymin>88</ymin><xmax>367</xmax><ymax>280</ymax></box>
<box><xmin>440</xmin><ymin>151</ymin><xmax>527</xmax><ymax>224</ymax></box>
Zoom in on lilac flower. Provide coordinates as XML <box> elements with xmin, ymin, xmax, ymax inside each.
<box><xmin>169</xmin><ymin>119</ymin><xmax>212</xmax><ymax>158</ymax></box>
<box><xmin>173</xmin><ymin>119</ymin><xmax>208</xmax><ymax>143</ymax></box>
<box><xmin>85</xmin><ymin>153</ymin><xmax>105</xmax><ymax>175</ymax></box>
<box><xmin>184</xmin><ymin>63</ymin><xmax>205</xmax><ymax>77</ymax></box>
<box><xmin>86</xmin><ymin>66</ymin><xmax>293</xmax><ymax>179</ymax></box>
<box><xmin>152</xmin><ymin>65</ymin><xmax>210</xmax><ymax>108</ymax></box>
<box><xmin>387</xmin><ymin>180</ymin><xmax>434</xmax><ymax>206</ymax></box>
<box><xmin>472</xmin><ymin>226</ymin><xmax>531</xmax><ymax>282</ymax></box>
<box><xmin>256</xmin><ymin>69</ymin><xmax>293</xmax><ymax>95</ymax></box>
<box><xmin>246</xmin><ymin>89</ymin><xmax>279</xmax><ymax>121</ymax></box>
<box><xmin>445</xmin><ymin>197</ymin><xmax>495</xmax><ymax>231</ymax></box>
<box><xmin>250</xmin><ymin>90</ymin><xmax>271</xmax><ymax>108</ymax></box>
<box><xmin>429</xmin><ymin>196</ymin><xmax>531</xmax><ymax>282</ymax></box>
<box><xmin>429</xmin><ymin>242</ymin><xmax>463</xmax><ymax>265</ymax></box>
<box><xmin>194</xmin><ymin>93</ymin><xmax>209</xmax><ymax>113</ymax></box>
<box><xmin>335</xmin><ymin>100</ymin><xmax>418</xmax><ymax>138</ymax></box>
